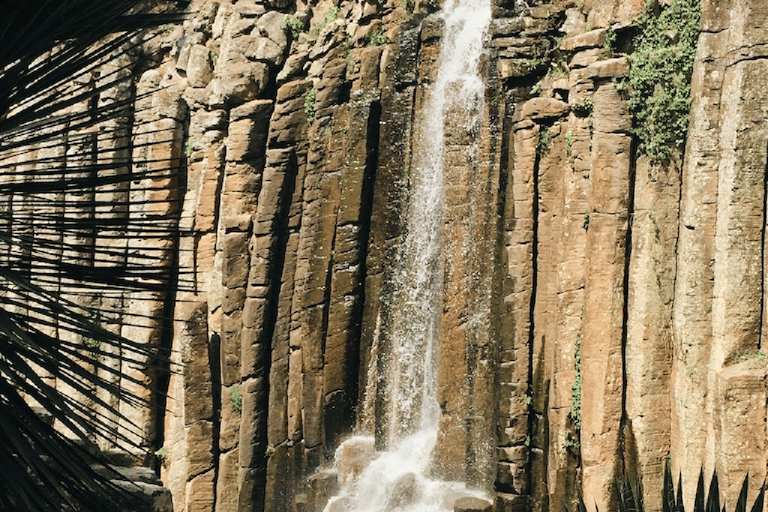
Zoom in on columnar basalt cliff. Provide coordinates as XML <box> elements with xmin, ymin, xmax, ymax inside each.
<box><xmin>7</xmin><ymin>0</ymin><xmax>768</xmax><ymax>511</ymax></box>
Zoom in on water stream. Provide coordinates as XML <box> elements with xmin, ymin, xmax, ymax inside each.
<box><xmin>323</xmin><ymin>1</ymin><xmax>492</xmax><ymax>510</ymax></box>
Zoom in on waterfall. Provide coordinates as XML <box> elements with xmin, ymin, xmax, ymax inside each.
<box><xmin>323</xmin><ymin>1</ymin><xmax>491</xmax><ymax>510</ymax></box>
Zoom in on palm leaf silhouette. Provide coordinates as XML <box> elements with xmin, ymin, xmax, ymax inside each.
<box><xmin>0</xmin><ymin>1</ymin><xmax>185</xmax><ymax>510</ymax></box>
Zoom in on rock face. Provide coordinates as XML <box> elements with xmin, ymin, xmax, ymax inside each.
<box><xmin>8</xmin><ymin>0</ymin><xmax>768</xmax><ymax>511</ymax></box>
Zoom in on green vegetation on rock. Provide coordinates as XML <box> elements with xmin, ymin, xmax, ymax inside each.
<box><xmin>537</xmin><ymin>126</ymin><xmax>552</xmax><ymax>157</ymax></box>
<box><xmin>616</xmin><ymin>0</ymin><xmax>701</xmax><ymax>163</ymax></box>
<box><xmin>368</xmin><ymin>28</ymin><xmax>387</xmax><ymax>47</ymax></box>
<box><xmin>304</xmin><ymin>85</ymin><xmax>317</xmax><ymax>123</ymax></box>
<box><xmin>565</xmin><ymin>332</ymin><xmax>582</xmax><ymax>451</ymax></box>
<box><xmin>737</xmin><ymin>349</ymin><xmax>768</xmax><ymax>366</ymax></box>
<box><xmin>230</xmin><ymin>385</ymin><xmax>243</xmax><ymax>413</ymax></box>
<box><xmin>309</xmin><ymin>5</ymin><xmax>339</xmax><ymax>39</ymax></box>
<box><xmin>280</xmin><ymin>15</ymin><xmax>304</xmax><ymax>39</ymax></box>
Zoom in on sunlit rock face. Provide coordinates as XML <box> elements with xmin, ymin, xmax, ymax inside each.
<box><xmin>14</xmin><ymin>0</ymin><xmax>768</xmax><ymax>510</ymax></box>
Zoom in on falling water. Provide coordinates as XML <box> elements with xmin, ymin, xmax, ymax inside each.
<box><xmin>323</xmin><ymin>1</ymin><xmax>491</xmax><ymax>510</ymax></box>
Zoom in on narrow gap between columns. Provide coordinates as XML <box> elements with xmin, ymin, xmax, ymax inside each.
<box><xmin>619</xmin><ymin>136</ymin><xmax>638</xmax><ymax>479</ymax></box>
<box><xmin>525</xmin><ymin>123</ymin><xmax>542</xmax><ymax>501</ymax></box>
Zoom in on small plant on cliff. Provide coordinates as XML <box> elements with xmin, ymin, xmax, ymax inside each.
<box><xmin>368</xmin><ymin>28</ymin><xmax>387</xmax><ymax>47</ymax></box>
<box><xmin>82</xmin><ymin>336</ymin><xmax>102</xmax><ymax>361</ymax></box>
<box><xmin>573</xmin><ymin>97</ymin><xmax>593</xmax><ymax>117</ymax></box>
<box><xmin>565</xmin><ymin>332</ymin><xmax>582</xmax><ymax>452</ymax></box>
<box><xmin>184</xmin><ymin>139</ymin><xmax>195</xmax><ymax>157</ymax></box>
<box><xmin>154</xmin><ymin>446</ymin><xmax>169</xmax><ymax>468</ymax></box>
<box><xmin>344</xmin><ymin>37</ymin><xmax>355</xmax><ymax>75</ymax></box>
<box><xmin>309</xmin><ymin>4</ymin><xmax>339</xmax><ymax>39</ymax></box>
<box><xmin>737</xmin><ymin>349</ymin><xmax>768</xmax><ymax>366</ymax></box>
<box><xmin>280</xmin><ymin>15</ymin><xmax>304</xmax><ymax>39</ymax></box>
<box><xmin>615</xmin><ymin>0</ymin><xmax>701</xmax><ymax>163</ymax></box>
<box><xmin>324</xmin><ymin>5</ymin><xmax>339</xmax><ymax>23</ymax></box>
<box><xmin>304</xmin><ymin>85</ymin><xmax>317</xmax><ymax>123</ymax></box>
<box><xmin>603</xmin><ymin>28</ymin><xmax>616</xmax><ymax>57</ymax></box>
<box><xmin>537</xmin><ymin>126</ymin><xmax>552</xmax><ymax>157</ymax></box>
<box><xmin>230</xmin><ymin>385</ymin><xmax>243</xmax><ymax>413</ymax></box>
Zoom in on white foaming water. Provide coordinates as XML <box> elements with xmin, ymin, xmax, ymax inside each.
<box><xmin>324</xmin><ymin>1</ymin><xmax>491</xmax><ymax>510</ymax></box>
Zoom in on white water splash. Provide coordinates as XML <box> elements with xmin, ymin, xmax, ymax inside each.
<box><xmin>323</xmin><ymin>1</ymin><xmax>492</xmax><ymax>510</ymax></box>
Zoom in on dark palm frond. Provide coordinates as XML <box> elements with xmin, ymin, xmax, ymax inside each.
<box><xmin>749</xmin><ymin>482</ymin><xmax>765</xmax><ymax>512</ymax></box>
<box><xmin>734</xmin><ymin>475</ymin><xmax>749</xmax><ymax>512</ymax></box>
<box><xmin>664</xmin><ymin>460</ymin><xmax>679</xmax><ymax>512</ymax></box>
<box><xmin>695</xmin><ymin>469</ymin><xmax>707</xmax><ymax>512</ymax></box>
<box><xmin>617</xmin><ymin>474</ymin><xmax>644</xmax><ymax>512</ymax></box>
<box><xmin>662</xmin><ymin>469</ymin><xmax>766</xmax><ymax>512</ymax></box>
<box><xmin>706</xmin><ymin>471</ymin><xmax>720</xmax><ymax>512</ymax></box>
<box><xmin>0</xmin><ymin>1</ymin><xmax>187</xmax><ymax>511</ymax></box>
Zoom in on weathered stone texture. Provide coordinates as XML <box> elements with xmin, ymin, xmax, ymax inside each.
<box><xmin>21</xmin><ymin>1</ymin><xmax>768</xmax><ymax>511</ymax></box>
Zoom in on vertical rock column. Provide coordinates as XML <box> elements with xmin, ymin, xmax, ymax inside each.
<box><xmin>359</xmin><ymin>21</ymin><xmax>420</xmax><ymax>445</ymax></box>
<box><xmin>263</xmin><ymin>77</ymin><xmax>311</xmax><ymax>512</ymax></box>
<box><xmin>434</xmin><ymin>78</ymin><xmax>501</xmax><ymax>486</ymax></box>
<box><xmin>673</xmin><ymin>0</ymin><xmax>768</xmax><ymax>505</ymax></box>
<box><xmin>708</xmin><ymin>0</ymin><xmax>768</xmax><ymax>500</ymax></box>
<box><xmin>216</xmin><ymin>98</ymin><xmax>272</xmax><ymax>512</ymax></box>
<box><xmin>526</xmin><ymin>100</ymin><xmax>569</xmax><ymax>512</ymax></box>
<box><xmin>580</xmin><ymin>70</ymin><xmax>632</xmax><ymax>512</ymax></box>
<box><xmin>94</xmin><ymin>59</ymin><xmax>136</xmax><ymax>441</ymax></box>
<box><xmin>322</xmin><ymin>86</ymin><xmax>380</xmax><ymax>455</ymax></box>
<box><xmin>496</xmin><ymin>107</ymin><xmax>537</xmax><ymax>512</ymax></box>
<box><xmin>671</xmin><ymin>6</ymin><xmax>725</xmax><ymax>498</ymax></box>
<box><xmin>624</xmin><ymin>156</ymin><xmax>679</xmax><ymax>512</ymax></box>
<box><xmin>57</xmin><ymin>72</ymin><xmax>99</xmax><ymax>438</ymax></box>
<box><xmin>121</xmin><ymin>72</ymin><xmax>185</xmax><ymax>450</ymax></box>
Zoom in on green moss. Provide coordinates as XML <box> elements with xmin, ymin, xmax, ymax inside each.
<box><xmin>615</xmin><ymin>0</ymin><xmax>701</xmax><ymax>163</ymax></box>
<box><xmin>229</xmin><ymin>385</ymin><xmax>243</xmax><ymax>414</ymax></box>
<box><xmin>309</xmin><ymin>5</ymin><xmax>339</xmax><ymax>39</ymax></box>
<box><xmin>324</xmin><ymin>5</ymin><xmax>339</xmax><ymax>24</ymax></box>
<box><xmin>280</xmin><ymin>16</ymin><xmax>304</xmax><ymax>39</ymax></box>
<box><xmin>737</xmin><ymin>349</ymin><xmax>768</xmax><ymax>365</ymax></box>
<box><xmin>304</xmin><ymin>85</ymin><xmax>316</xmax><ymax>124</ymax></box>
<box><xmin>566</xmin><ymin>332</ymin><xmax>582</xmax><ymax>451</ymax></box>
<box><xmin>537</xmin><ymin>126</ymin><xmax>552</xmax><ymax>157</ymax></box>
<box><xmin>183</xmin><ymin>139</ymin><xmax>195</xmax><ymax>157</ymax></box>
<box><xmin>603</xmin><ymin>28</ymin><xmax>616</xmax><ymax>57</ymax></box>
<box><xmin>344</xmin><ymin>38</ymin><xmax>355</xmax><ymax>75</ymax></box>
<box><xmin>573</xmin><ymin>97</ymin><xmax>593</xmax><ymax>117</ymax></box>
<box><xmin>368</xmin><ymin>28</ymin><xmax>387</xmax><ymax>47</ymax></box>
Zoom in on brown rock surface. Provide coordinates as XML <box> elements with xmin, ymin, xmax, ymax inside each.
<box><xmin>14</xmin><ymin>1</ymin><xmax>768</xmax><ymax>512</ymax></box>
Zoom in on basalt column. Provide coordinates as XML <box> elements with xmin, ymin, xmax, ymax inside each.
<box><xmin>673</xmin><ymin>0</ymin><xmax>768</xmax><ymax>506</ymax></box>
